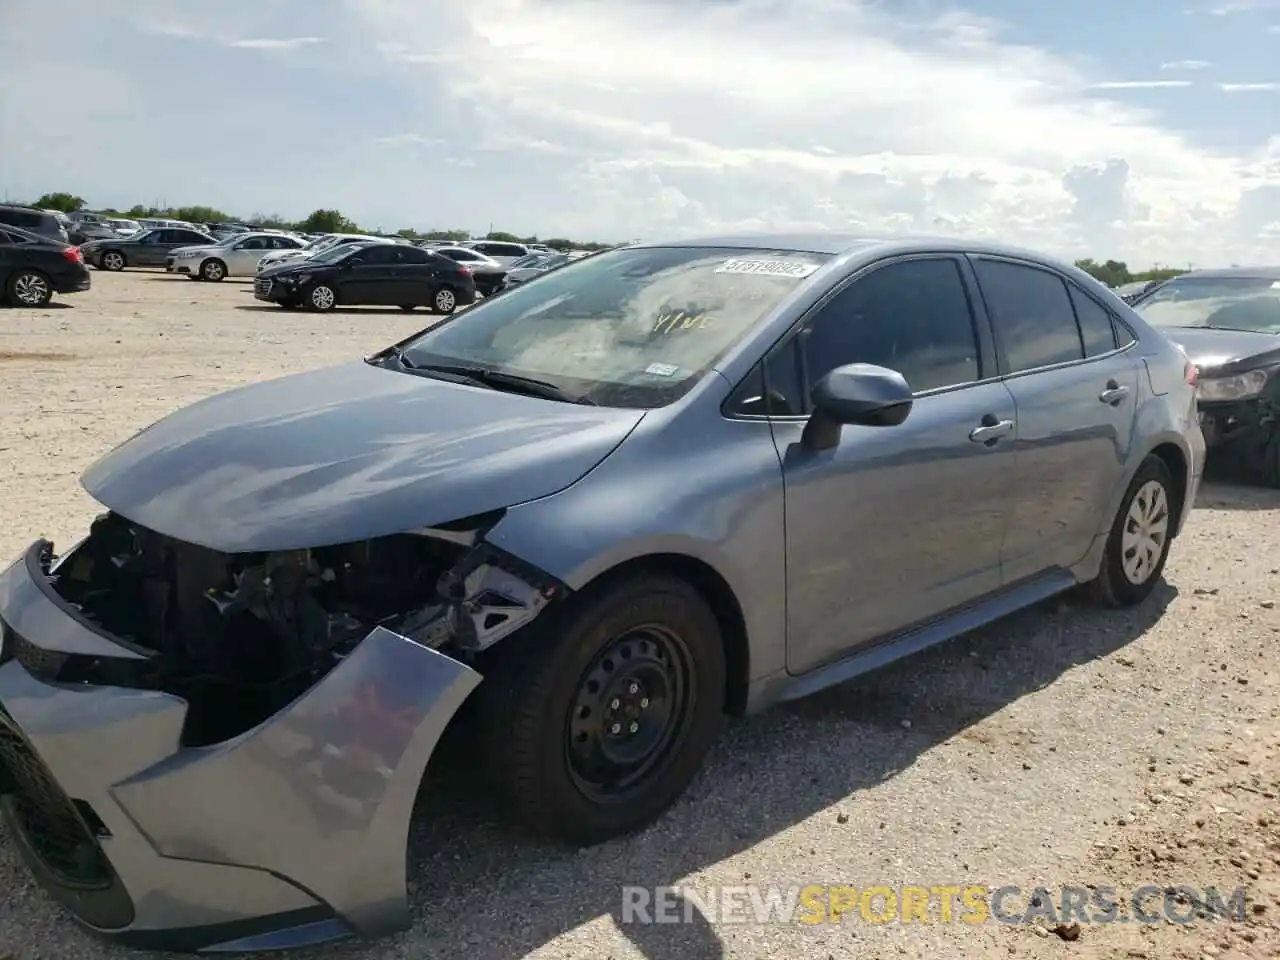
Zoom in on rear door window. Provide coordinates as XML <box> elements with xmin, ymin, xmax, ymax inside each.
<box><xmin>972</xmin><ymin>258</ymin><xmax>1084</xmax><ymax>373</ymax></box>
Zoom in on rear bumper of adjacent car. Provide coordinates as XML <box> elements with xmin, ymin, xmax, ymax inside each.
<box><xmin>0</xmin><ymin>540</ymin><xmax>481</xmax><ymax>952</ymax></box>
<box><xmin>53</xmin><ymin>267</ymin><xmax>92</xmax><ymax>293</ymax></box>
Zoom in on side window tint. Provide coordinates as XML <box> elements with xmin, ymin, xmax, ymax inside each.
<box><xmin>1068</xmin><ymin>284</ymin><xmax>1118</xmax><ymax>356</ymax></box>
<box><xmin>1114</xmin><ymin>319</ymin><xmax>1135</xmax><ymax>347</ymax></box>
<box><xmin>728</xmin><ymin>343</ymin><xmax>805</xmax><ymax>417</ymax></box>
<box><xmin>973</xmin><ymin>259</ymin><xmax>1083</xmax><ymax>373</ymax></box>
<box><xmin>803</xmin><ymin>258</ymin><xmax>981</xmax><ymax>394</ymax></box>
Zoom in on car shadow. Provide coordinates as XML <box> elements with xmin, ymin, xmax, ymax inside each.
<box><xmin>0</xmin><ymin>301</ymin><xmax>73</xmax><ymax>310</ymax></box>
<box><xmin>234</xmin><ymin>304</ymin><xmax>434</xmax><ymax>316</ymax></box>
<box><xmin>1196</xmin><ymin>471</ymin><xmax>1280</xmax><ymax>511</ymax></box>
<box><xmin>285</xmin><ymin>583</ymin><xmax>1175</xmax><ymax>960</ymax></box>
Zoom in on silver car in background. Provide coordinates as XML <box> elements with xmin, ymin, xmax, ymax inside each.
<box><xmin>167</xmin><ymin>232</ymin><xmax>307</xmax><ymax>281</ymax></box>
<box><xmin>419</xmin><ymin>244</ymin><xmax>507</xmax><ymax>295</ymax></box>
<box><xmin>256</xmin><ymin>233</ymin><xmax>385</xmax><ymax>273</ymax></box>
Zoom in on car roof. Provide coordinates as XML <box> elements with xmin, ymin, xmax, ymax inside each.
<box><xmin>626</xmin><ymin>231</ymin><xmax>1079</xmax><ymax>262</ymax></box>
<box><xmin>1159</xmin><ymin>266</ymin><xmax>1280</xmax><ymax>281</ymax></box>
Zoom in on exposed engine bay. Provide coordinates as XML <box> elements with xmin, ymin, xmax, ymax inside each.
<box><xmin>42</xmin><ymin>511</ymin><xmax>560</xmax><ymax>746</ymax></box>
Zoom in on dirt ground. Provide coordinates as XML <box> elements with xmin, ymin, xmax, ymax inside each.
<box><xmin>1</xmin><ymin>270</ymin><xmax>1278</xmax><ymax>960</ymax></box>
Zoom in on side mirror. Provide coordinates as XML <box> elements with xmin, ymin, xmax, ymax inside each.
<box><xmin>801</xmin><ymin>363</ymin><xmax>913</xmax><ymax>451</ymax></box>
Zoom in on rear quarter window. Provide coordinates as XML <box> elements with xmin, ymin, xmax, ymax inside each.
<box><xmin>0</xmin><ymin>208</ymin><xmax>43</xmax><ymax>228</ymax></box>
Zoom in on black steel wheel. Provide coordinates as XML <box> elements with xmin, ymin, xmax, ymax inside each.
<box><xmin>477</xmin><ymin>574</ymin><xmax>726</xmax><ymax>845</ymax></box>
<box><xmin>565</xmin><ymin>625</ymin><xmax>693</xmax><ymax>801</ymax></box>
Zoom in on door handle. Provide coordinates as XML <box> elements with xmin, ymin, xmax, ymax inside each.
<box><xmin>1099</xmin><ymin>380</ymin><xmax>1130</xmax><ymax>405</ymax></box>
<box><xmin>969</xmin><ymin>416</ymin><xmax>1015</xmax><ymax>445</ymax></box>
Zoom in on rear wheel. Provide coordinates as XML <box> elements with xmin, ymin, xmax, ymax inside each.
<box><xmin>101</xmin><ymin>251</ymin><xmax>126</xmax><ymax>271</ymax></box>
<box><xmin>307</xmin><ymin>284</ymin><xmax>337</xmax><ymax>311</ymax></box>
<box><xmin>1088</xmin><ymin>455</ymin><xmax>1175</xmax><ymax>607</ymax></box>
<box><xmin>477</xmin><ymin>574</ymin><xmax>726</xmax><ymax>845</ymax></box>
<box><xmin>432</xmin><ymin>287</ymin><xmax>457</xmax><ymax>314</ymax></box>
<box><xmin>7</xmin><ymin>269</ymin><xmax>53</xmax><ymax>307</ymax></box>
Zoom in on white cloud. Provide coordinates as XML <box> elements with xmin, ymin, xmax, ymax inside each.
<box><xmin>347</xmin><ymin>0</ymin><xmax>1277</xmax><ymax>265</ymax></box>
<box><xmin>1160</xmin><ymin>59</ymin><xmax>1212</xmax><ymax>69</ymax></box>
<box><xmin>226</xmin><ymin>36</ymin><xmax>327</xmax><ymax>50</ymax></box>
<box><xmin>1089</xmin><ymin>80</ymin><xmax>1194</xmax><ymax>88</ymax></box>
<box><xmin>1217</xmin><ymin>81</ymin><xmax>1278</xmax><ymax>90</ymax></box>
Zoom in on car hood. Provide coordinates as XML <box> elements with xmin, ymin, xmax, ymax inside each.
<box><xmin>258</xmin><ymin>260</ymin><xmax>319</xmax><ymax>278</ymax></box>
<box><xmin>1159</xmin><ymin>326</ymin><xmax>1280</xmax><ymax>373</ymax></box>
<box><xmin>80</xmin><ymin>360</ymin><xmax>644</xmax><ymax>553</ymax></box>
<box><xmin>507</xmin><ymin>267</ymin><xmax>547</xmax><ymax>282</ymax></box>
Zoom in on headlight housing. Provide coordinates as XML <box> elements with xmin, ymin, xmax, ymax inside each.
<box><xmin>1197</xmin><ymin>368</ymin><xmax>1271</xmax><ymax>402</ymax></box>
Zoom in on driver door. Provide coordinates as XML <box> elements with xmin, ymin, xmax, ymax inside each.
<box><xmin>226</xmin><ymin>235</ymin><xmax>270</xmax><ymax>275</ymax></box>
<box><xmin>768</xmin><ymin>255</ymin><xmax>1018</xmax><ymax>675</ymax></box>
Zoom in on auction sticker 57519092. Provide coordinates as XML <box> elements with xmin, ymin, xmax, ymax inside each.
<box><xmin>714</xmin><ymin>258</ymin><xmax>821</xmax><ymax>278</ymax></box>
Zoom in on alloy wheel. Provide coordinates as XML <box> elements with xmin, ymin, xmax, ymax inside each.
<box><xmin>310</xmin><ymin>285</ymin><xmax>336</xmax><ymax>310</ymax></box>
<box><xmin>12</xmin><ymin>272</ymin><xmax>50</xmax><ymax>306</ymax></box>
<box><xmin>435</xmin><ymin>288</ymin><xmax>456</xmax><ymax>313</ymax></box>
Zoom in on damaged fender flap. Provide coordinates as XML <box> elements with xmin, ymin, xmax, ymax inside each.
<box><xmin>405</xmin><ymin>536</ymin><xmax>567</xmax><ymax>654</ymax></box>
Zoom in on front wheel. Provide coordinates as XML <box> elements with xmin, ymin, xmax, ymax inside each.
<box><xmin>8</xmin><ymin>269</ymin><xmax>53</xmax><ymax>307</ymax></box>
<box><xmin>1088</xmin><ymin>455</ymin><xmax>1176</xmax><ymax>607</ymax></box>
<box><xmin>200</xmin><ymin>258</ymin><xmax>227</xmax><ymax>281</ymax></box>
<box><xmin>306</xmin><ymin>284</ymin><xmax>337</xmax><ymax>311</ymax></box>
<box><xmin>477</xmin><ymin>574</ymin><xmax>726</xmax><ymax>845</ymax></box>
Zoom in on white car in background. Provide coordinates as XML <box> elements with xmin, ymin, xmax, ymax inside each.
<box><xmin>255</xmin><ymin>233</ymin><xmax>386</xmax><ymax>272</ymax></box>
<box><xmin>166</xmin><ymin>231</ymin><xmax>306</xmax><ymax>281</ymax></box>
<box><xmin>456</xmin><ymin>239</ymin><xmax>532</xmax><ymax>266</ymax></box>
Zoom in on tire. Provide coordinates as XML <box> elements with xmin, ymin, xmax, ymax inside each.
<box><xmin>432</xmin><ymin>287</ymin><xmax>457</xmax><ymax>314</ymax></box>
<box><xmin>477</xmin><ymin>574</ymin><xmax>726</xmax><ymax>845</ymax></box>
<box><xmin>307</xmin><ymin>284</ymin><xmax>337</xmax><ymax>311</ymax></box>
<box><xmin>7</xmin><ymin>269</ymin><xmax>54</xmax><ymax>307</ymax></box>
<box><xmin>1088</xmin><ymin>455</ymin><xmax>1176</xmax><ymax>607</ymax></box>
<box><xmin>1256</xmin><ymin>428</ymin><xmax>1280</xmax><ymax>488</ymax></box>
<box><xmin>100</xmin><ymin>251</ymin><xmax>126</xmax><ymax>271</ymax></box>
<box><xmin>200</xmin><ymin>258</ymin><xmax>227</xmax><ymax>282</ymax></box>
<box><xmin>399</xmin><ymin>304</ymin><xmax>416</xmax><ymax>312</ymax></box>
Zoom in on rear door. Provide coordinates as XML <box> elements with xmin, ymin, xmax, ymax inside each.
<box><xmin>969</xmin><ymin>256</ymin><xmax>1140</xmax><ymax>581</ymax></box>
<box><xmin>396</xmin><ymin>246</ymin><xmax>439</xmax><ymax>304</ymax></box>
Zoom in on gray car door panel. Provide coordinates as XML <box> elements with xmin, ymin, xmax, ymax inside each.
<box><xmin>763</xmin><ymin>255</ymin><xmax>1018</xmax><ymax>675</ymax></box>
<box><xmin>969</xmin><ymin>256</ymin><xmax>1139</xmax><ymax>579</ymax></box>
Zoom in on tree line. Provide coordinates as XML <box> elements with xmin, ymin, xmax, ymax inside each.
<box><xmin>24</xmin><ymin>192</ymin><xmax>1195</xmax><ymax>277</ymax></box>
<box><xmin>25</xmin><ymin>191</ymin><xmax>613</xmax><ymax>252</ymax></box>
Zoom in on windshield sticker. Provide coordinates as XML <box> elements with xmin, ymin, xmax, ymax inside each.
<box><xmin>653</xmin><ymin>310</ymin><xmax>710</xmax><ymax>333</ymax></box>
<box><xmin>645</xmin><ymin>362</ymin><xmax>680</xmax><ymax>377</ymax></box>
<box><xmin>715</xmin><ymin>258</ymin><xmax>820</xmax><ymax>279</ymax></box>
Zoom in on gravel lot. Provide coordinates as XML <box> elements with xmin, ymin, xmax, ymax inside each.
<box><xmin>1</xmin><ymin>271</ymin><xmax>1279</xmax><ymax>960</ymax></box>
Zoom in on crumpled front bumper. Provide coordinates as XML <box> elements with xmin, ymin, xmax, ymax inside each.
<box><xmin>0</xmin><ymin>541</ymin><xmax>482</xmax><ymax>952</ymax></box>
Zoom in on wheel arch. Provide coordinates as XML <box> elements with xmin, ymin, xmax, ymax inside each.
<box><xmin>567</xmin><ymin>552</ymin><xmax>751</xmax><ymax>717</ymax></box>
<box><xmin>1148</xmin><ymin>441</ymin><xmax>1189</xmax><ymax>535</ymax></box>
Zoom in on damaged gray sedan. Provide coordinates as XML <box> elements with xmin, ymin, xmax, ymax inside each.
<box><xmin>0</xmin><ymin>234</ymin><xmax>1201</xmax><ymax>952</ymax></box>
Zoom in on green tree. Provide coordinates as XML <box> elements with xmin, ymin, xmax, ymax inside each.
<box><xmin>1074</xmin><ymin>258</ymin><xmax>1132</xmax><ymax>288</ymax></box>
<box><xmin>298</xmin><ymin>208</ymin><xmax>360</xmax><ymax>233</ymax></box>
<box><xmin>248</xmin><ymin>212</ymin><xmax>292</xmax><ymax>230</ymax></box>
<box><xmin>33</xmin><ymin>191</ymin><xmax>86</xmax><ymax>213</ymax></box>
<box><xmin>420</xmin><ymin>228</ymin><xmax>470</xmax><ymax>241</ymax></box>
<box><xmin>485</xmin><ymin>230</ymin><xmax>524</xmax><ymax>243</ymax></box>
<box><xmin>171</xmin><ymin>205</ymin><xmax>231</xmax><ymax>224</ymax></box>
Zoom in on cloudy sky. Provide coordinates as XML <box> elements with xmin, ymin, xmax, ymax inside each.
<box><xmin>2</xmin><ymin>0</ymin><xmax>1278</xmax><ymax>266</ymax></box>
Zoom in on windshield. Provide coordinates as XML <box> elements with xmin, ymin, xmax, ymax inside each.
<box><xmin>1133</xmin><ymin>276</ymin><xmax>1280</xmax><ymax>333</ymax></box>
<box><xmin>311</xmin><ymin>241</ymin><xmax>376</xmax><ymax>264</ymax></box>
<box><xmin>109</xmin><ymin>219</ymin><xmax>139</xmax><ymax>230</ymax></box>
<box><xmin>397</xmin><ymin>245</ymin><xmax>831</xmax><ymax>408</ymax></box>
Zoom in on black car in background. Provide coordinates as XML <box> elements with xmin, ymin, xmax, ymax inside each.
<box><xmin>80</xmin><ymin>226</ymin><xmax>215</xmax><ymax>271</ymax></box>
<box><xmin>1129</xmin><ymin>267</ymin><xmax>1280</xmax><ymax>485</ymax></box>
<box><xmin>0</xmin><ymin>204</ymin><xmax>71</xmax><ymax>243</ymax></box>
<box><xmin>0</xmin><ymin>223</ymin><xmax>91</xmax><ymax>307</ymax></box>
<box><xmin>254</xmin><ymin>240</ymin><xmax>477</xmax><ymax>313</ymax></box>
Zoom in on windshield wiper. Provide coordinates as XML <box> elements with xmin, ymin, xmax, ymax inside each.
<box><xmin>404</xmin><ymin>361</ymin><xmax>596</xmax><ymax>405</ymax></box>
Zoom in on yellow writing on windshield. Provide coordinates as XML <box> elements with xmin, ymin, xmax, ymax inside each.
<box><xmin>653</xmin><ymin>310</ymin><xmax>711</xmax><ymax>334</ymax></box>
